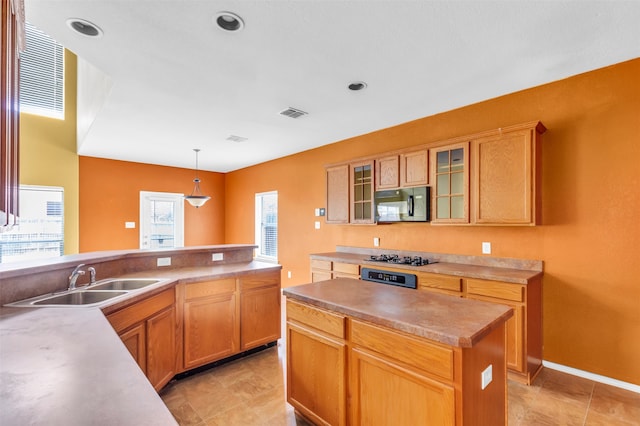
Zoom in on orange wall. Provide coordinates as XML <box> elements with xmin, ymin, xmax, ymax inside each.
<box><xmin>79</xmin><ymin>157</ymin><xmax>225</xmax><ymax>252</ymax></box>
<box><xmin>225</xmin><ymin>59</ymin><xmax>640</xmax><ymax>385</ymax></box>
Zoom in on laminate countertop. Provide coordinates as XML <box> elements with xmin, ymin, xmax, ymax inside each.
<box><xmin>284</xmin><ymin>278</ymin><xmax>513</xmax><ymax>348</ymax></box>
<box><xmin>0</xmin><ymin>260</ymin><xmax>281</xmax><ymax>426</ymax></box>
<box><xmin>310</xmin><ymin>251</ymin><xmax>542</xmax><ymax>284</ymax></box>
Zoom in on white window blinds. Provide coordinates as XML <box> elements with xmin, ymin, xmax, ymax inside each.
<box><xmin>19</xmin><ymin>22</ymin><xmax>64</xmax><ymax>119</ymax></box>
<box><xmin>255</xmin><ymin>191</ymin><xmax>278</xmax><ymax>262</ymax></box>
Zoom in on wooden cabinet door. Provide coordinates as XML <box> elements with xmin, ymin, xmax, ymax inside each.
<box><xmin>119</xmin><ymin>323</ymin><xmax>146</xmax><ymax>374</ymax></box>
<box><xmin>473</xmin><ymin>129</ymin><xmax>534</xmax><ymax>225</ymax></box>
<box><xmin>326</xmin><ymin>164</ymin><xmax>349</xmax><ymax>224</ymax></box>
<box><xmin>350</xmin><ymin>160</ymin><xmax>375</xmax><ymax>224</ymax></box>
<box><xmin>240</xmin><ymin>285</ymin><xmax>281</xmax><ymax>350</ymax></box>
<box><xmin>400</xmin><ymin>149</ymin><xmax>428</xmax><ymax>187</ymax></box>
<box><xmin>287</xmin><ymin>322</ymin><xmax>347</xmax><ymax>426</ymax></box>
<box><xmin>375</xmin><ymin>155</ymin><xmax>400</xmax><ymax>190</ymax></box>
<box><xmin>349</xmin><ymin>347</ymin><xmax>455</xmax><ymax>426</ymax></box>
<box><xmin>430</xmin><ymin>142</ymin><xmax>469</xmax><ymax>224</ymax></box>
<box><xmin>183</xmin><ymin>292</ymin><xmax>238</xmax><ymax>369</ymax></box>
<box><xmin>146</xmin><ymin>306</ymin><xmax>176</xmax><ymax>391</ymax></box>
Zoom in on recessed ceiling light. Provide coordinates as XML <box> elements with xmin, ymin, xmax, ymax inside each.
<box><xmin>348</xmin><ymin>81</ymin><xmax>368</xmax><ymax>91</ymax></box>
<box><xmin>215</xmin><ymin>12</ymin><xmax>244</xmax><ymax>32</ymax></box>
<box><xmin>66</xmin><ymin>18</ymin><xmax>103</xmax><ymax>37</ymax></box>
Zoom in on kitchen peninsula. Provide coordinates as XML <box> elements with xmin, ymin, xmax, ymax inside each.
<box><xmin>284</xmin><ymin>279</ymin><xmax>514</xmax><ymax>425</ymax></box>
<box><xmin>0</xmin><ymin>245</ymin><xmax>281</xmax><ymax>425</ymax></box>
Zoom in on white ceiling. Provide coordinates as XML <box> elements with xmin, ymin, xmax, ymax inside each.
<box><xmin>24</xmin><ymin>1</ymin><xmax>640</xmax><ymax>173</ymax></box>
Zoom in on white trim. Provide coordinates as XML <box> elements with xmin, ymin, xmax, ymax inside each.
<box><xmin>543</xmin><ymin>360</ymin><xmax>640</xmax><ymax>394</ymax></box>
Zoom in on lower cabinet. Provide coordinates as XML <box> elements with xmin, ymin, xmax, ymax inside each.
<box><xmin>287</xmin><ymin>300</ymin><xmax>347</xmax><ymax>426</ymax></box>
<box><xmin>286</xmin><ymin>299</ymin><xmax>507</xmax><ymax>426</ymax></box>
<box><xmin>183</xmin><ymin>278</ymin><xmax>238</xmax><ymax>370</ymax></box>
<box><xmin>106</xmin><ymin>288</ymin><xmax>177</xmax><ymax>391</ymax></box>
<box><xmin>240</xmin><ymin>271</ymin><xmax>281</xmax><ymax>350</ymax></box>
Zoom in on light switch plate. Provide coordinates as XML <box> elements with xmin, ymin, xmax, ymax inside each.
<box><xmin>212</xmin><ymin>253</ymin><xmax>224</xmax><ymax>261</ymax></box>
<box><xmin>157</xmin><ymin>257</ymin><xmax>171</xmax><ymax>267</ymax></box>
<box><xmin>373</xmin><ymin>237</ymin><xmax>380</xmax><ymax>247</ymax></box>
<box><xmin>481</xmin><ymin>364</ymin><xmax>493</xmax><ymax>389</ymax></box>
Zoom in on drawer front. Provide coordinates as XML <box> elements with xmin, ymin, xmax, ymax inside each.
<box><xmin>287</xmin><ymin>300</ymin><xmax>345</xmax><ymax>339</ymax></box>
<box><xmin>186</xmin><ymin>278</ymin><xmax>236</xmax><ymax>300</ymax></box>
<box><xmin>311</xmin><ymin>259</ymin><xmax>332</xmax><ymax>271</ymax></box>
<box><xmin>240</xmin><ymin>270</ymin><xmax>281</xmax><ymax>291</ymax></box>
<box><xmin>311</xmin><ymin>271</ymin><xmax>332</xmax><ymax>282</ymax></box>
<box><xmin>333</xmin><ymin>262</ymin><xmax>359</xmax><ymax>275</ymax></box>
<box><xmin>350</xmin><ymin>319</ymin><xmax>454</xmax><ymax>381</ymax></box>
<box><xmin>465</xmin><ymin>278</ymin><xmax>524</xmax><ymax>302</ymax></box>
<box><xmin>417</xmin><ymin>273</ymin><xmax>462</xmax><ymax>293</ymax></box>
<box><xmin>107</xmin><ymin>288</ymin><xmax>175</xmax><ymax>333</ymax></box>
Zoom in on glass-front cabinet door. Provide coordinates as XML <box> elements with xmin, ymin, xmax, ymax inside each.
<box><xmin>430</xmin><ymin>143</ymin><xmax>469</xmax><ymax>223</ymax></box>
<box><xmin>350</xmin><ymin>160</ymin><xmax>374</xmax><ymax>224</ymax></box>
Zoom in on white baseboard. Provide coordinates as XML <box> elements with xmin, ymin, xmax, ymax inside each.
<box><xmin>543</xmin><ymin>360</ymin><xmax>640</xmax><ymax>394</ymax></box>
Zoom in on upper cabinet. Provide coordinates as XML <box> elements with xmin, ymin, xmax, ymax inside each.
<box><xmin>350</xmin><ymin>160</ymin><xmax>375</xmax><ymax>224</ymax></box>
<box><xmin>326</xmin><ymin>164</ymin><xmax>349</xmax><ymax>224</ymax></box>
<box><xmin>472</xmin><ymin>122</ymin><xmax>546</xmax><ymax>225</ymax></box>
<box><xmin>400</xmin><ymin>149</ymin><xmax>429</xmax><ymax>187</ymax></box>
<box><xmin>324</xmin><ymin>121</ymin><xmax>544</xmax><ymax>226</ymax></box>
<box><xmin>430</xmin><ymin>143</ymin><xmax>469</xmax><ymax>224</ymax></box>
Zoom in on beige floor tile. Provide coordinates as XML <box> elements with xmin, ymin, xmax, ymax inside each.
<box><xmin>589</xmin><ymin>382</ymin><xmax>640</xmax><ymax>424</ymax></box>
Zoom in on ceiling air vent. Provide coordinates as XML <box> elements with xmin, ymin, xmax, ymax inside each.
<box><xmin>279</xmin><ymin>107</ymin><xmax>308</xmax><ymax>119</ymax></box>
<box><xmin>226</xmin><ymin>135</ymin><xmax>248</xmax><ymax>143</ymax></box>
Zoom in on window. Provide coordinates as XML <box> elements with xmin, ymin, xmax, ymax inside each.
<box><xmin>0</xmin><ymin>186</ymin><xmax>64</xmax><ymax>263</ymax></box>
<box><xmin>255</xmin><ymin>191</ymin><xmax>278</xmax><ymax>262</ymax></box>
<box><xmin>139</xmin><ymin>192</ymin><xmax>184</xmax><ymax>249</ymax></box>
<box><xmin>19</xmin><ymin>22</ymin><xmax>64</xmax><ymax>119</ymax></box>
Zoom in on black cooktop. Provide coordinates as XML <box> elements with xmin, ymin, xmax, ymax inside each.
<box><xmin>366</xmin><ymin>254</ymin><xmax>436</xmax><ymax>267</ymax></box>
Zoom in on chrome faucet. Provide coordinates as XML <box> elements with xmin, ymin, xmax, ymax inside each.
<box><xmin>88</xmin><ymin>267</ymin><xmax>96</xmax><ymax>284</ymax></box>
<box><xmin>68</xmin><ymin>264</ymin><xmax>86</xmax><ymax>290</ymax></box>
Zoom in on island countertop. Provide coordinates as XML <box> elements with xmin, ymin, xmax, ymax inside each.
<box><xmin>284</xmin><ymin>278</ymin><xmax>513</xmax><ymax>348</ymax></box>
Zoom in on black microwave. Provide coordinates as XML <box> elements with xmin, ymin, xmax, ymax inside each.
<box><xmin>374</xmin><ymin>186</ymin><xmax>431</xmax><ymax>223</ymax></box>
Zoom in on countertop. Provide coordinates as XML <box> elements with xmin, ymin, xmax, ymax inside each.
<box><xmin>311</xmin><ymin>251</ymin><xmax>542</xmax><ymax>284</ymax></box>
<box><xmin>284</xmin><ymin>278</ymin><xmax>513</xmax><ymax>348</ymax></box>
<box><xmin>0</xmin><ymin>260</ymin><xmax>281</xmax><ymax>425</ymax></box>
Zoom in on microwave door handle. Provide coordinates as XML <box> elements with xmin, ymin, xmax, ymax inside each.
<box><xmin>407</xmin><ymin>195</ymin><xmax>414</xmax><ymax>217</ymax></box>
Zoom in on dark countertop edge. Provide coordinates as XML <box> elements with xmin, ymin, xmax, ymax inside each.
<box><xmin>283</xmin><ymin>282</ymin><xmax>513</xmax><ymax>348</ymax></box>
<box><xmin>0</xmin><ymin>244</ymin><xmax>258</xmax><ymax>278</ymax></box>
<box><xmin>310</xmin><ymin>251</ymin><xmax>542</xmax><ymax>284</ymax></box>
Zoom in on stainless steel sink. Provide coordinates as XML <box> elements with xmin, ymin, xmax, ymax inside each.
<box><xmin>32</xmin><ymin>291</ymin><xmax>128</xmax><ymax>306</ymax></box>
<box><xmin>86</xmin><ymin>279</ymin><xmax>161</xmax><ymax>291</ymax></box>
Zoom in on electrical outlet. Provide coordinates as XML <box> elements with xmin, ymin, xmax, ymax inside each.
<box><xmin>314</xmin><ymin>221</ymin><xmax>321</xmax><ymax>229</ymax></box>
<box><xmin>482</xmin><ymin>242</ymin><xmax>491</xmax><ymax>254</ymax></box>
<box><xmin>157</xmin><ymin>257</ymin><xmax>171</xmax><ymax>267</ymax></box>
<box><xmin>287</xmin><ymin>271</ymin><xmax>292</xmax><ymax>279</ymax></box>
<box><xmin>125</xmin><ymin>221</ymin><xmax>136</xmax><ymax>229</ymax></box>
<box><xmin>315</xmin><ymin>208</ymin><xmax>320</xmax><ymax>216</ymax></box>
<box><xmin>481</xmin><ymin>364</ymin><xmax>493</xmax><ymax>390</ymax></box>
<box><xmin>373</xmin><ymin>237</ymin><xmax>380</xmax><ymax>247</ymax></box>
<box><xmin>212</xmin><ymin>253</ymin><xmax>224</xmax><ymax>261</ymax></box>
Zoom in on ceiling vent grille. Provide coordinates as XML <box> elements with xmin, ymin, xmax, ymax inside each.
<box><xmin>279</xmin><ymin>107</ymin><xmax>308</xmax><ymax>119</ymax></box>
<box><xmin>226</xmin><ymin>135</ymin><xmax>248</xmax><ymax>143</ymax></box>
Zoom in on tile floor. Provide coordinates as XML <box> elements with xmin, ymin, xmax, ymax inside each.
<box><xmin>160</xmin><ymin>340</ymin><xmax>639</xmax><ymax>426</ymax></box>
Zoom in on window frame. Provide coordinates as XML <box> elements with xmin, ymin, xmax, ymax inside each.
<box><xmin>254</xmin><ymin>190</ymin><xmax>278</xmax><ymax>263</ymax></box>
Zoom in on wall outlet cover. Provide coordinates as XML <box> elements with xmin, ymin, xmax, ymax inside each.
<box><xmin>481</xmin><ymin>364</ymin><xmax>493</xmax><ymax>389</ymax></box>
<box><xmin>125</xmin><ymin>221</ymin><xmax>136</xmax><ymax>229</ymax></box>
<box><xmin>482</xmin><ymin>242</ymin><xmax>492</xmax><ymax>254</ymax></box>
<box><xmin>212</xmin><ymin>253</ymin><xmax>224</xmax><ymax>261</ymax></box>
<box><xmin>314</xmin><ymin>221</ymin><xmax>321</xmax><ymax>229</ymax></box>
<box><xmin>157</xmin><ymin>257</ymin><xmax>171</xmax><ymax>267</ymax></box>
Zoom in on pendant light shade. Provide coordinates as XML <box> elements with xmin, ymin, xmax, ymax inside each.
<box><xmin>184</xmin><ymin>149</ymin><xmax>211</xmax><ymax>208</ymax></box>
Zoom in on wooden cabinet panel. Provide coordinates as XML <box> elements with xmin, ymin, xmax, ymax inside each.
<box><xmin>326</xmin><ymin>164</ymin><xmax>349</xmax><ymax>224</ymax></box>
<box><xmin>287</xmin><ymin>299</ymin><xmax>345</xmax><ymax>339</ymax></box>
<box><xmin>350</xmin><ymin>160</ymin><xmax>375</xmax><ymax>224</ymax></box>
<box><xmin>119</xmin><ymin>323</ymin><xmax>146</xmax><ymax>373</ymax></box>
<box><xmin>311</xmin><ymin>259</ymin><xmax>332</xmax><ymax>271</ymax></box>
<box><xmin>185</xmin><ymin>278</ymin><xmax>235</xmax><ymax>300</ymax></box>
<box><xmin>400</xmin><ymin>149</ymin><xmax>429</xmax><ymax>187</ymax></box>
<box><xmin>375</xmin><ymin>155</ymin><xmax>400</xmax><ymax>190</ymax></box>
<box><xmin>287</xmin><ymin>321</ymin><xmax>347</xmax><ymax>426</ymax></box>
<box><xmin>349</xmin><ymin>347</ymin><xmax>455</xmax><ymax>426</ymax></box>
<box><xmin>240</xmin><ymin>283</ymin><xmax>281</xmax><ymax>350</ymax></box>
<box><xmin>107</xmin><ymin>289</ymin><xmax>175</xmax><ymax>333</ymax></box>
<box><xmin>466</xmin><ymin>278</ymin><xmax>524</xmax><ymax>302</ymax></box>
<box><xmin>350</xmin><ymin>319</ymin><xmax>454</xmax><ymax>381</ymax></box>
<box><xmin>417</xmin><ymin>272</ymin><xmax>462</xmax><ymax>294</ymax></box>
<box><xmin>146</xmin><ymin>306</ymin><xmax>176</xmax><ymax>391</ymax></box>
<box><xmin>311</xmin><ymin>271</ymin><xmax>332</xmax><ymax>282</ymax></box>
<box><xmin>183</xmin><ymin>292</ymin><xmax>237</xmax><ymax>369</ymax></box>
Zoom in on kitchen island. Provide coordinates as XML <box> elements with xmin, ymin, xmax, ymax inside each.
<box><xmin>284</xmin><ymin>278</ymin><xmax>514</xmax><ymax>426</ymax></box>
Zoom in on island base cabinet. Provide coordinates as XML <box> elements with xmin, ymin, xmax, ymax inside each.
<box><xmin>146</xmin><ymin>306</ymin><xmax>177</xmax><ymax>390</ymax></box>
<box><xmin>240</xmin><ymin>271</ymin><xmax>281</xmax><ymax>350</ymax></box>
<box><xmin>287</xmin><ymin>323</ymin><xmax>347</xmax><ymax>426</ymax></box>
<box><xmin>349</xmin><ymin>348</ymin><xmax>455</xmax><ymax>425</ymax></box>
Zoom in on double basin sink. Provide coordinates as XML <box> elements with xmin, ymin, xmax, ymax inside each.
<box><xmin>8</xmin><ymin>279</ymin><xmax>164</xmax><ymax>308</ymax></box>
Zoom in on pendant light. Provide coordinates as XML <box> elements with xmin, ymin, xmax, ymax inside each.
<box><xmin>184</xmin><ymin>149</ymin><xmax>211</xmax><ymax>208</ymax></box>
